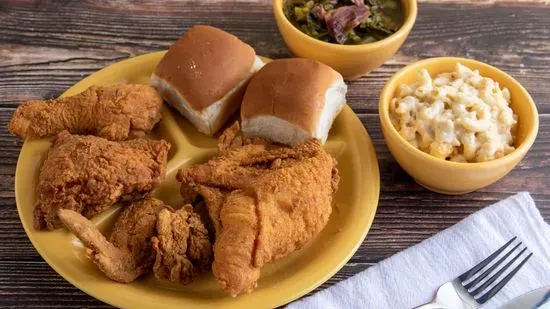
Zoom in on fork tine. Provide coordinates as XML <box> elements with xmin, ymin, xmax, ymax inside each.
<box><xmin>476</xmin><ymin>252</ymin><xmax>533</xmax><ymax>304</ymax></box>
<box><xmin>469</xmin><ymin>247</ymin><xmax>529</xmax><ymax>296</ymax></box>
<box><xmin>459</xmin><ymin>236</ymin><xmax>517</xmax><ymax>281</ymax></box>
<box><xmin>463</xmin><ymin>242</ymin><xmax>522</xmax><ymax>289</ymax></box>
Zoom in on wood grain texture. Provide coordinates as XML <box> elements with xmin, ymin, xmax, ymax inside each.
<box><xmin>0</xmin><ymin>0</ymin><xmax>549</xmax><ymax>308</ymax></box>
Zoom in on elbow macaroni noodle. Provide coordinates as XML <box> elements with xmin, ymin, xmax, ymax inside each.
<box><xmin>390</xmin><ymin>63</ymin><xmax>517</xmax><ymax>163</ymax></box>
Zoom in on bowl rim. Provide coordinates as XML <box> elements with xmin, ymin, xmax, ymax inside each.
<box><xmin>379</xmin><ymin>56</ymin><xmax>539</xmax><ymax>169</ymax></box>
<box><xmin>273</xmin><ymin>0</ymin><xmax>418</xmax><ymax>51</ymax></box>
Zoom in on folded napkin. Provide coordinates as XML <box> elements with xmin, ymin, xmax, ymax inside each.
<box><xmin>288</xmin><ymin>192</ymin><xmax>550</xmax><ymax>309</ymax></box>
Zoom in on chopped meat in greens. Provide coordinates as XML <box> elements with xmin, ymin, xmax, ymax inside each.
<box><xmin>284</xmin><ymin>0</ymin><xmax>404</xmax><ymax>45</ymax></box>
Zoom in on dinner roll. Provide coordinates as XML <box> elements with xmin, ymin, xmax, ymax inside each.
<box><xmin>241</xmin><ymin>58</ymin><xmax>347</xmax><ymax>145</ymax></box>
<box><xmin>150</xmin><ymin>25</ymin><xmax>264</xmax><ymax>136</ymax></box>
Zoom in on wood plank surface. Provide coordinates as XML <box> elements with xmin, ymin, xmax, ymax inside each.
<box><xmin>0</xmin><ymin>0</ymin><xmax>548</xmax><ymax>308</ymax></box>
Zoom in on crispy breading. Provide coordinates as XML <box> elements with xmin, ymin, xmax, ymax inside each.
<box><xmin>151</xmin><ymin>205</ymin><xmax>212</xmax><ymax>284</ymax></box>
<box><xmin>34</xmin><ymin>131</ymin><xmax>170</xmax><ymax>230</ymax></box>
<box><xmin>57</xmin><ymin>198</ymin><xmax>170</xmax><ymax>283</ymax></box>
<box><xmin>8</xmin><ymin>84</ymin><xmax>163</xmax><ymax>140</ymax></box>
<box><xmin>217</xmin><ymin>121</ymin><xmax>269</xmax><ymax>152</ymax></box>
<box><xmin>177</xmin><ymin>138</ymin><xmax>339</xmax><ymax>296</ymax></box>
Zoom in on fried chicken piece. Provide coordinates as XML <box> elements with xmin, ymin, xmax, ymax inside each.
<box><xmin>177</xmin><ymin>122</ymin><xmax>260</xmax><ymax>205</ymax></box>
<box><xmin>34</xmin><ymin>131</ymin><xmax>170</xmax><ymax>230</ymax></box>
<box><xmin>177</xmin><ymin>139</ymin><xmax>339</xmax><ymax>296</ymax></box>
<box><xmin>211</xmin><ymin>191</ymin><xmax>260</xmax><ymax>295</ymax></box>
<box><xmin>217</xmin><ymin>122</ymin><xmax>269</xmax><ymax>153</ymax></box>
<box><xmin>8</xmin><ymin>84</ymin><xmax>163</xmax><ymax>140</ymax></box>
<box><xmin>57</xmin><ymin>198</ymin><xmax>170</xmax><ymax>283</ymax></box>
<box><xmin>151</xmin><ymin>205</ymin><xmax>212</xmax><ymax>284</ymax></box>
<box><xmin>193</xmin><ymin>185</ymin><xmax>227</xmax><ymax>234</ymax></box>
<box><xmin>179</xmin><ymin>140</ymin><xmax>324</xmax><ymax>191</ymax></box>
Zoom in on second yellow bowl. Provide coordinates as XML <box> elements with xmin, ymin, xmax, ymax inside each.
<box><xmin>379</xmin><ymin>57</ymin><xmax>539</xmax><ymax>194</ymax></box>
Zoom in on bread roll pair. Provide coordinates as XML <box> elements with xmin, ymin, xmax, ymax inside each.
<box><xmin>152</xmin><ymin>25</ymin><xmax>347</xmax><ymax>144</ymax></box>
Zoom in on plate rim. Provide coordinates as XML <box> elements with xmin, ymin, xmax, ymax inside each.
<box><xmin>14</xmin><ymin>51</ymin><xmax>380</xmax><ymax>308</ymax></box>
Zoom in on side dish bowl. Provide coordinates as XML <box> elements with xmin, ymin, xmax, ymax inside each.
<box><xmin>273</xmin><ymin>0</ymin><xmax>417</xmax><ymax>80</ymax></box>
<box><xmin>379</xmin><ymin>57</ymin><xmax>539</xmax><ymax>194</ymax></box>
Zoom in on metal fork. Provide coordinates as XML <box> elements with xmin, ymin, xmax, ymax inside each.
<box><xmin>415</xmin><ymin>237</ymin><xmax>533</xmax><ymax>309</ymax></box>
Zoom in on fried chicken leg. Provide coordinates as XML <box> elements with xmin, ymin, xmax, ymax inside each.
<box><xmin>8</xmin><ymin>84</ymin><xmax>163</xmax><ymax>140</ymax></box>
<box><xmin>58</xmin><ymin>198</ymin><xmax>170</xmax><ymax>283</ymax></box>
<box><xmin>151</xmin><ymin>205</ymin><xmax>212</xmax><ymax>284</ymax></box>
<box><xmin>35</xmin><ymin>131</ymin><xmax>170</xmax><ymax>230</ymax></box>
<box><xmin>177</xmin><ymin>139</ymin><xmax>339</xmax><ymax>296</ymax></box>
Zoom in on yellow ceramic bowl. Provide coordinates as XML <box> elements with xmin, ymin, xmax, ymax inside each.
<box><xmin>379</xmin><ymin>57</ymin><xmax>539</xmax><ymax>194</ymax></box>
<box><xmin>273</xmin><ymin>0</ymin><xmax>417</xmax><ymax>80</ymax></box>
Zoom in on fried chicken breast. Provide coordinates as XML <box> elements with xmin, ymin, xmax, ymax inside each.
<box><xmin>35</xmin><ymin>131</ymin><xmax>170</xmax><ymax>230</ymax></box>
<box><xmin>151</xmin><ymin>205</ymin><xmax>212</xmax><ymax>284</ymax></box>
<box><xmin>177</xmin><ymin>138</ymin><xmax>339</xmax><ymax>296</ymax></box>
<box><xmin>8</xmin><ymin>84</ymin><xmax>163</xmax><ymax>140</ymax></box>
<box><xmin>58</xmin><ymin>198</ymin><xmax>170</xmax><ymax>283</ymax></box>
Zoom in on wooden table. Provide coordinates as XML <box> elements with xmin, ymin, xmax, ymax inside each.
<box><xmin>1</xmin><ymin>0</ymin><xmax>549</xmax><ymax>307</ymax></box>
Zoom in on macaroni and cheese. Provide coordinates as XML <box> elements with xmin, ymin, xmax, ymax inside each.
<box><xmin>390</xmin><ymin>63</ymin><xmax>517</xmax><ymax>163</ymax></box>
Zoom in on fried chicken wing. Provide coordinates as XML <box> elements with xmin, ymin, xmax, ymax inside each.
<box><xmin>151</xmin><ymin>205</ymin><xmax>212</xmax><ymax>284</ymax></box>
<box><xmin>57</xmin><ymin>198</ymin><xmax>170</xmax><ymax>283</ymax></box>
<box><xmin>177</xmin><ymin>139</ymin><xmax>339</xmax><ymax>296</ymax></box>
<box><xmin>35</xmin><ymin>131</ymin><xmax>170</xmax><ymax>230</ymax></box>
<box><xmin>8</xmin><ymin>84</ymin><xmax>163</xmax><ymax>140</ymax></box>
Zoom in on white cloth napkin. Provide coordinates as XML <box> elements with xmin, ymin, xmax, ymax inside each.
<box><xmin>288</xmin><ymin>192</ymin><xmax>550</xmax><ymax>309</ymax></box>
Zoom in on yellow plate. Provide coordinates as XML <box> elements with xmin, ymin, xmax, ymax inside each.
<box><xmin>15</xmin><ymin>51</ymin><xmax>380</xmax><ymax>308</ymax></box>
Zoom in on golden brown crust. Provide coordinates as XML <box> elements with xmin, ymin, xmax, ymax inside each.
<box><xmin>177</xmin><ymin>138</ymin><xmax>339</xmax><ymax>296</ymax></box>
<box><xmin>151</xmin><ymin>205</ymin><xmax>212</xmax><ymax>284</ymax></box>
<box><xmin>109</xmin><ymin>199</ymin><xmax>171</xmax><ymax>266</ymax></box>
<box><xmin>153</xmin><ymin>25</ymin><xmax>256</xmax><ymax>111</ymax></box>
<box><xmin>8</xmin><ymin>84</ymin><xmax>163</xmax><ymax>140</ymax></box>
<box><xmin>241</xmin><ymin>58</ymin><xmax>341</xmax><ymax>133</ymax></box>
<box><xmin>212</xmin><ymin>192</ymin><xmax>260</xmax><ymax>296</ymax></box>
<box><xmin>217</xmin><ymin>121</ymin><xmax>270</xmax><ymax>152</ymax></box>
<box><xmin>34</xmin><ymin>131</ymin><xmax>170</xmax><ymax>230</ymax></box>
<box><xmin>57</xmin><ymin>199</ymin><xmax>170</xmax><ymax>283</ymax></box>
